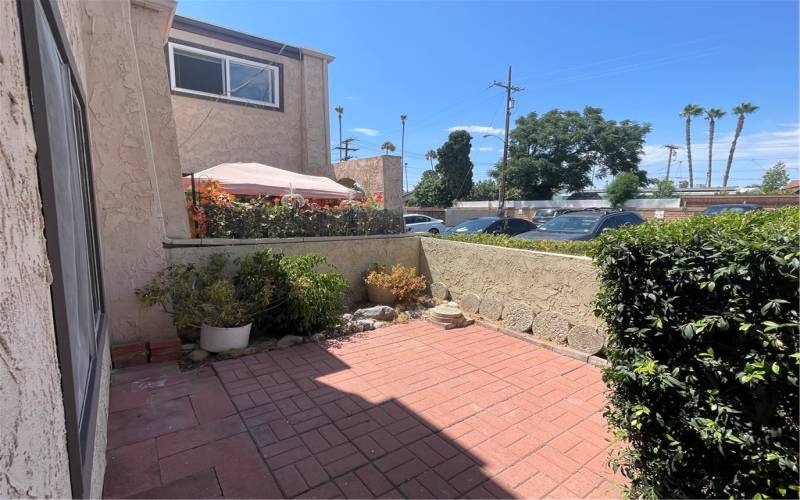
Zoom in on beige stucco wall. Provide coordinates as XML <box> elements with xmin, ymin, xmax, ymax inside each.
<box><xmin>170</xmin><ymin>28</ymin><xmax>333</xmax><ymax>177</ymax></box>
<box><xmin>166</xmin><ymin>234</ymin><xmax>420</xmax><ymax>303</ymax></box>
<box><xmin>0</xmin><ymin>3</ymin><xmax>71</xmax><ymax>496</ymax></box>
<box><xmin>79</xmin><ymin>0</ymin><xmax>176</xmax><ymax>344</ymax></box>
<box><xmin>419</xmin><ymin>238</ymin><xmax>600</xmax><ymax>329</ymax></box>
<box><xmin>334</xmin><ymin>155</ymin><xmax>404</xmax><ymax>210</ymax></box>
<box><xmin>130</xmin><ymin>3</ymin><xmax>191</xmax><ymax>239</ymax></box>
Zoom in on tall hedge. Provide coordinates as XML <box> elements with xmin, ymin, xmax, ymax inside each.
<box><xmin>592</xmin><ymin>208</ymin><xmax>799</xmax><ymax>498</ymax></box>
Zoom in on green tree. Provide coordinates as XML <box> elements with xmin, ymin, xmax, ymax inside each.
<box><xmin>606</xmin><ymin>172</ymin><xmax>640</xmax><ymax>207</ymax></box>
<box><xmin>424</xmin><ymin>149</ymin><xmax>437</xmax><ymax>168</ymax></box>
<box><xmin>704</xmin><ymin>108</ymin><xmax>725</xmax><ymax>187</ymax></box>
<box><xmin>496</xmin><ymin>107</ymin><xmax>650</xmax><ymax>199</ymax></box>
<box><xmin>650</xmin><ymin>178</ymin><xmax>678</xmax><ymax>198</ymax></box>
<box><xmin>381</xmin><ymin>141</ymin><xmax>396</xmax><ymax>154</ymax></box>
<box><xmin>334</xmin><ymin>106</ymin><xmax>344</xmax><ymax>162</ymax></box>
<box><xmin>723</xmin><ymin>102</ymin><xmax>759</xmax><ymax>188</ymax></box>
<box><xmin>761</xmin><ymin>161</ymin><xmax>790</xmax><ymax>193</ymax></box>
<box><xmin>464</xmin><ymin>179</ymin><xmax>498</xmax><ymax>201</ymax></box>
<box><xmin>409</xmin><ymin>170</ymin><xmax>450</xmax><ymax>207</ymax></box>
<box><xmin>679</xmin><ymin>104</ymin><xmax>704</xmax><ymax>188</ymax></box>
<box><xmin>435</xmin><ymin>130</ymin><xmax>474</xmax><ymax>202</ymax></box>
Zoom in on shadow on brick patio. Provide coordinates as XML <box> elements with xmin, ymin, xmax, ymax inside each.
<box><xmin>103</xmin><ymin>320</ymin><xmax>624</xmax><ymax>499</ymax></box>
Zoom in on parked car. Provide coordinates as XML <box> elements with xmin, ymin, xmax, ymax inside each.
<box><xmin>404</xmin><ymin>214</ymin><xmax>446</xmax><ymax>234</ymax></box>
<box><xmin>531</xmin><ymin>208</ymin><xmax>578</xmax><ymax>228</ymax></box>
<box><xmin>515</xmin><ymin>209</ymin><xmax>644</xmax><ymax>241</ymax></box>
<box><xmin>443</xmin><ymin>216</ymin><xmax>536</xmax><ymax>237</ymax></box>
<box><xmin>701</xmin><ymin>203</ymin><xmax>761</xmax><ymax>216</ymax></box>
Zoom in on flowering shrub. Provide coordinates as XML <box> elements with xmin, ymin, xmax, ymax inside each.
<box><xmin>365</xmin><ymin>264</ymin><xmax>427</xmax><ymax>304</ymax></box>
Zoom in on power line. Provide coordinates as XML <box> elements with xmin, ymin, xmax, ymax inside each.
<box><xmin>492</xmin><ymin>65</ymin><xmax>524</xmax><ymax>213</ymax></box>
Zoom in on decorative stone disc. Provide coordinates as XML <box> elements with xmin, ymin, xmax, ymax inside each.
<box><xmin>479</xmin><ymin>295</ymin><xmax>503</xmax><ymax>321</ymax></box>
<box><xmin>531</xmin><ymin>311</ymin><xmax>571</xmax><ymax>343</ymax></box>
<box><xmin>430</xmin><ymin>304</ymin><xmax>464</xmax><ymax>322</ymax></box>
<box><xmin>430</xmin><ymin>282</ymin><xmax>450</xmax><ymax>300</ymax></box>
<box><xmin>459</xmin><ymin>293</ymin><xmax>481</xmax><ymax>314</ymax></box>
<box><xmin>567</xmin><ymin>324</ymin><xmax>605</xmax><ymax>355</ymax></box>
<box><xmin>502</xmin><ymin>302</ymin><xmax>533</xmax><ymax>332</ymax></box>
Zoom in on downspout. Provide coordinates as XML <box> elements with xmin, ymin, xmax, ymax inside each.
<box><xmin>299</xmin><ymin>48</ymin><xmax>308</xmax><ymax>174</ymax></box>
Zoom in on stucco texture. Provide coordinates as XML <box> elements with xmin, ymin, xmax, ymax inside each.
<box><xmin>334</xmin><ymin>155</ymin><xmax>404</xmax><ymax>209</ymax></box>
<box><xmin>419</xmin><ymin>238</ymin><xmax>600</xmax><ymax>330</ymax></box>
<box><xmin>166</xmin><ymin>235</ymin><xmax>421</xmax><ymax>304</ymax></box>
<box><xmin>170</xmin><ymin>29</ymin><xmax>332</xmax><ymax>177</ymax></box>
<box><xmin>80</xmin><ymin>0</ymin><xmax>176</xmax><ymax>344</ymax></box>
<box><xmin>0</xmin><ymin>3</ymin><xmax>71</xmax><ymax>496</ymax></box>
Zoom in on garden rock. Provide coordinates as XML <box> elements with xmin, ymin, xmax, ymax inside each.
<box><xmin>459</xmin><ymin>293</ymin><xmax>481</xmax><ymax>314</ymax></box>
<box><xmin>420</xmin><ymin>298</ymin><xmax>435</xmax><ymax>309</ymax></box>
<box><xmin>342</xmin><ymin>313</ymin><xmax>353</xmax><ymax>322</ymax></box>
<box><xmin>430</xmin><ymin>282</ymin><xmax>450</xmax><ymax>300</ymax></box>
<box><xmin>277</xmin><ymin>335</ymin><xmax>304</xmax><ymax>348</ymax></box>
<box><xmin>567</xmin><ymin>324</ymin><xmax>605</xmax><ymax>355</ymax></box>
<box><xmin>311</xmin><ymin>333</ymin><xmax>327</xmax><ymax>343</ymax></box>
<box><xmin>354</xmin><ymin>319</ymin><xmax>376</xmax><ymax>331</ymax></box>
<box><xmin>531</xmin><ymin>311</ymin><xmax>571</xmax><ymax>343</ymax></box>
<box><xmin>353</xmin><ymin>305</ymin><xmax>396</xmax><ymax>321</ymax></box>
<box><xmin>373</xmin><ymin>321</ymin><xmax>389</xmax><ymax>329</ymax></box>
<box><xmin>502</xmin><ymin>302</ymin><xmax>534</xmax><ymax>332</ymax></box>
<box><xmin>188</xmin><ymin>348</ymin><xmax>209</xmax><ymax>362</ymax></box>
<box><xmin>479</xmin><ymin>295</ymin><xmax>503</xmax><ymax>321</ymax></box>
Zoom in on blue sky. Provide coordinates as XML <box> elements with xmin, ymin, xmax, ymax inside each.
<box><xmin>177</xmin><ymin>0</ymin><xmax>799</xmax><ymax>190</ymax></box>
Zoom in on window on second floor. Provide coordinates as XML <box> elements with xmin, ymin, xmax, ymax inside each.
<box><xmin>168</xmin><ymin>42</ymin><xmax>279</xmax><ymax>107</ymax></box>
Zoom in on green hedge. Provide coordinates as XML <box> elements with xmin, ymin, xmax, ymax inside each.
<box><xmin>433</xmin><ymin>233</ymin><xmax>592</xmax><ymax>256</ymax></box>
<box><xmin>592</xmin><ymin>208</ymin><xmax>799</xmax><ymax>498</ymax></box>
<box><xmin>203</xmin><ymin>204</ymin><xmax>404</xmax><ymax>239</ymax></box>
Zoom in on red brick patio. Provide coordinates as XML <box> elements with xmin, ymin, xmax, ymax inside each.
<box><xmin>104</xmin><ymin>321</ymin><xmax>624</xmax><ymax>499</ymax></box>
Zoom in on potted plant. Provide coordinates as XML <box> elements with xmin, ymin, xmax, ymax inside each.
<box><xmin>364</xmin><ymin>264</ymin><xmax>427</xmax><ymax>305</ymax></box>
<box><xmin>137</xmin><ymin>254</ymin><xmax>274</xmax><ymax>353</ymax></box>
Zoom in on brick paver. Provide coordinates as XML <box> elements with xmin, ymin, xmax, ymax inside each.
<box><xmin>104</xmin><ymin>321</ymin><xmax>625</xmax><ymax>498</ymax></box>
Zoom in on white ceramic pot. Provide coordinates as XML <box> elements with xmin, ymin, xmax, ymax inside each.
<box><xmin>200</xmin><ymin>323</ymin><xmax>252</xmax><ymax>353</ymax></box>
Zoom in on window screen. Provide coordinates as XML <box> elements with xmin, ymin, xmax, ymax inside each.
<box><xmin>230</xmin><ymin>61</ymin><xmax>275</xmax><ymax>103</ymax></box>
<box><xmin>174</xmin><ymin>49</ymin><xmax>224</xmax><ymax>95</ymax></box>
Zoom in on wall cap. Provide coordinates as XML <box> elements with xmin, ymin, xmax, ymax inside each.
<box><xmin>164</xmin><ymin>233</ymin><xmax>418</xmax><ymax>248</ymax></box>
<box><xmin>421</xmin><ymin>236</ymin><xmax>593</xmax><ymax>262</ymax></box>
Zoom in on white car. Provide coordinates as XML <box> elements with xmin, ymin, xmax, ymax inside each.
<box><xmin>403</xmin><ymin>214</ymin><xmax>446</xmax><ymax>234</ymax></box>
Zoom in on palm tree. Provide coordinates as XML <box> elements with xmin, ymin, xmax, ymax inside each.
<box><xmin>381</xmin><ymin>141</ymin><xmax>396</xmax><ymax>155</ymax></box>
<box><xmin>679</xmin><ymin>104</ymin><xmax>704</xmax><ymax>188</ymax></box>
<box><xmin>425</xmin><ymin>149</ymin><xmax>437</xmax><ymax>168</ymax></box>
<box><xmin>400</xmin><ymin>115</ymin><xmax>408</xmax><ymax>191</ymax></box>
<box><xmin>704</xmin><ymin>108</ymin><xmax>726</xmax><ymax>187</ymax></box>
<box><xmin>334</xmin><ymin>106</ymin><xmax>344</xmax><ymax>162</ymax></box>
<box><xmin>722</xmin><ymin>102</ymin><xmax>759</xmax><ymax>189</ymax></box>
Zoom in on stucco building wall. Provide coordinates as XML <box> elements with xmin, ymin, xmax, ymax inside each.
<box><xmin>169</xmin><ymin>25</ymin><xmax>333</xmax><ymax>177</ymax></box>
<box><xmin>0</xmin><ymin>3</ymin><xmax>71</xmax><ymax>496</ymax></box>
<box><xmin>419</xmin><ymin>238</ymin><xmax>600</xmax><ymax>330</ymax></box>
<box><xmin>334</xmin><ymin>155</ymin><xmax>404</xmax><ymax>210</ymax></box>
<box><xmin>166</xmin><ymin>234</ymin><xmax>421</xmax><ymax>304</ymax></box>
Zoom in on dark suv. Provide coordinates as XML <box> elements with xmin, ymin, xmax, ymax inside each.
<box><xmin>531</xmin><ymin>208</ymin><xmax>575</xmax><ymax>228</ymax></box>
<box><xmin>515</xmin><ymin>209</ymin><xmax>644</xmax><ymax>241</ymax></box>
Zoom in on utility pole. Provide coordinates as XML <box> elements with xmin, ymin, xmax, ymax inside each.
<box><xmin>492</xmin><ymin>65</ymin><xmax>524</xmax><ymax>214</ymax></box>
<box><xmin>400</xmin><ymin>114</ymin><xmax>408</xmax><ymax>192</ymax></box>
<box><xmin>335</xmin><ymin>106</ymin><xmax>344</xmax><ymax>162</ymax></box>
<box><xmin>335</xmin><ymin>138</ymin><xmax>358</xmax><ymax>161</ymax></box>
<box><xmin>664</xmin><ymin>145</ymin><xmax>680</xmax><ymax>180</ymax></box>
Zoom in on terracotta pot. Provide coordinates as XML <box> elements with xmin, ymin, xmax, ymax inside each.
<box><xmin>366</xmin><ymin>283</ymin><xmax>395</xmax><ymax>305</ymax></box>
<box><xmin>200</xmin><ymin>323</ymin><xmax>252</xmax><ymax>353</ymax></box>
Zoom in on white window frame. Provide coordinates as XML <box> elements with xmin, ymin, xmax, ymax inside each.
<box><xmin>168</xmin><ymin>41</ymin><xmax>280</xmax><ymax>108</ymax></box>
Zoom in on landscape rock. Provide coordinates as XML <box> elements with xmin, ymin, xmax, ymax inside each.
<box><xmin>531</xmin><ymin>311</ymin><xmax>571</xmax><ymax>343</ymax></box>
<box><xmin>353</xmin><ymin>305</ymin><xmax>396</xmax><ymax>321</ymax></box>
<box><xmin>502</xmin><ymin>302</ymin><xmax>534</xmax><ymax>332</ymax></box>
<box><xmin>430</xmin><ymin>282</ymin><xmax>450</xmax><ymax>300</ymax></box>
<box><xmin>311</xmin><ymin>332</ymin><xmax>327</xmax><ymax>343</ymax></box>
<box><xmin>420</xmin><ymin>298</ymin><xmax>435</xmax><ymax>309</ymax></box>
<box><xmin>373</xmin><ymin>321</ymin><xmax>389</xmax><ymax>329</ymax></box>
<box><xmin>342</xmin><ymin>313</ymin><xmax>353</xmax><ymax>322</ymax></box>
<box><xmin>188</xmin><ymin>348</ymin><xmax>209</xmax><ymax>362</ymax></box>
<box><xmin>354</xmin><ymin>319</ymin><xmax>376</xmax><ymax>331</ymax></box>
<box><xmin>567</xmin><ymin>325</ymin><xmax>605</xmax><ymax>355</ymax></box>
<box><xmin>277</xmin><ymin>335</ymin><xmax>305</xmax><ymax>348</ymax></box>
<box><xmin>478</xmin><ymin>295</ymin><xmax>504</xmax><ymax>321</ymax></box>
<box><xmin>459</xmin><ymin>293</ymin><xmax>481</xmax><ymax>314</ymax></box>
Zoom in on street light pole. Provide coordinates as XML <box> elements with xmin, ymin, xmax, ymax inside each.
<box><xmin>492</xmin><ymin>65</ymin><xmax>524</xmax><ymax>215</ymax></box>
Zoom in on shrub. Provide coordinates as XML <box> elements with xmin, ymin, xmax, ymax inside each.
<box><xmin>591</xmin><ymin>208</ymin><xmax>799</xmax><ymax>498</ymax></box>
<box><xmin>606</xmin><ymin>171</ymin><xmax>641</xmax><ymax>206</ymax></box>
<box><xmin>434</xmin><ymin>233</ymin><xmax>591</xmax><ymax>256</ymax></box>
<box><xmin>365</xmin><ymin>264</ymin><xmax>427</xmax><ymax>303</ymax></box>
<box><xmin>236</xmin><ymin>249</ymin><xmax>348</xmax><ymax>335</ymax></box>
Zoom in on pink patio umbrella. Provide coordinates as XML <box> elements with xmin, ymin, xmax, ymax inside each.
<box><xmin>183</xmin><ymin>162</ymin><xmax>361</xmax><ymax>200</ymax></box>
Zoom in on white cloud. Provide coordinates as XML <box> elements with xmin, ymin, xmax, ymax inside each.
<box><xmin>448</xmin><ymin>125</ymin><xmax>504</xmax><ymax>136</ymax></box>
<box><xmin>352</xmin><ymin>127</ymin><xmax>379</xmax><ymax>137</ymax></box>
<box><xmin>477</xmin><ymin>146</ymin><xmax>495</xmax><ymax>152</ymax></box>
<box><xmin>640</xmin><ymin>125</ymin><xmax>800</xmax><ymax>184</ymax></box>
